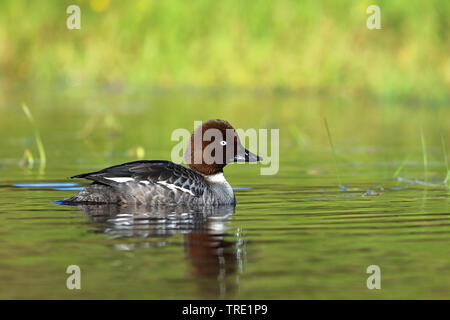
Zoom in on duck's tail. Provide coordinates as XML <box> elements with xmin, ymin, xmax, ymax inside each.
<box><xmin>63</xmin><ymin>183</ymin><xmax>119</xmax><ymax>203</ymax></box>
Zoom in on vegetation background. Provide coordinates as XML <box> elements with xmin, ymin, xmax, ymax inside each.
<box><xmin>0</xmin><ymin>0</ymin><xmax>448</xmax><ymax>101</ymax></box>
<box><xmin>0</xmin><ymin>0</ymin><xmax>448</xmax><ymax>180</ymax></box>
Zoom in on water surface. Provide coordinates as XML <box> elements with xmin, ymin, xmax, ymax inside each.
<box><xmin>0</xmin><ymin>90</ymin><xmax>449</xmax><ymax>299</ymax></box>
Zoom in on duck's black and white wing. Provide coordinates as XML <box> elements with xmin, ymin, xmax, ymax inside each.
<box><xmin>69</xmin><ymin>160</ymin><xmax>207</xmax><ymax>203</ymax></box>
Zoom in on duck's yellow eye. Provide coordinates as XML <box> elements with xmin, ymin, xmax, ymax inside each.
<box><xmin>220</xmin><ymin>141</ymin><xmax>227</xmax><ymax>146</ymax></box>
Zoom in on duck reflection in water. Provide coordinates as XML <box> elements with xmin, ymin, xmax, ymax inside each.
<box><xmin>67</xmin><ymin>202</ymin><xmax>245</xmax><ymax>296</ymax></box>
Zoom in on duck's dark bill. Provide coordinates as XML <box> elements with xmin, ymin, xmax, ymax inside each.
<box><xmin>233</xmin><ymin>145</ymin><xmax>262</xmax><ymax>163</ymax></box>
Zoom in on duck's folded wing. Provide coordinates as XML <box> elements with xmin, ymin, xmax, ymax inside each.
<box><xmin>71</xmin><ymin>160</ymin><xmax>207</xmax><ymax>197</ymax></box>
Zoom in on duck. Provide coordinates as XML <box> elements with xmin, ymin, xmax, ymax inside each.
<box><xmin>64</xmin><ymin>119</ymin><xmax>262</xmax><ymax>205</ymax></box>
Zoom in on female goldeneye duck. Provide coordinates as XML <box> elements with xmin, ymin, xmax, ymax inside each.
<box><xmin>65</xmin><ymin>119</ymin><xmax>262</xmax><ymax>205</ymax></box>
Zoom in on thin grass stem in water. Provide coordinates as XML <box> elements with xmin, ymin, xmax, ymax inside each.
<box><xmin>22</xmin><ymin>103</ymin><xmax>46</xmax><ymax>174</ymax></box>
<box><xmin>324</xmin><ymin>117</ymin><xmax>344</xmax><ymax>190</ymax></box>
<box><xmin>420</xmin><ymin>128</ymin><xmax>428</xmax><ymax>183</ymax></box>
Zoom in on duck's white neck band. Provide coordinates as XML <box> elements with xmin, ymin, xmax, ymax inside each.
<box><xmin>204</xmin><ymin>172</ymin><xmax>227</xmax><ymax>183</ymax></box>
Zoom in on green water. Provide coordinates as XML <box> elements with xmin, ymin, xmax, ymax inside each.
<box><xmin>0</xmin><ymin>89</ymin><xmax>449</xmax><ymax>299</ymax></box>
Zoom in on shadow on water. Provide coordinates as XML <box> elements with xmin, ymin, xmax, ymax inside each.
<box><xmin>61</xmin><ymin>202</ymin><xmax>243</xmax><ymax>296</ymax></box>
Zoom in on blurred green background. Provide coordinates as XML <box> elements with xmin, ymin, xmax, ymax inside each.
<box><xmin>0</xmin><ymin>0</ymin><xmax>448</xmax><ymax>101</ymax></box>
<box><xmin>0</xmin><ymin>0</ymin><xmax>448</xmax><ymax>176</ymax></box>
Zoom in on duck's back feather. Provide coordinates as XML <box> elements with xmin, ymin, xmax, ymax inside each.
<box><xmin>67</xmin><ymin>161</ymin><xmax>211</xmax><ymax>204</ymax></box>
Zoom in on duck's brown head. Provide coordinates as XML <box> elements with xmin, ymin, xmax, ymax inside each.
<box><xmin>184</xmin><ymin>120</ymin><xmax>262</xmax><ymax>176</ymax></box>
